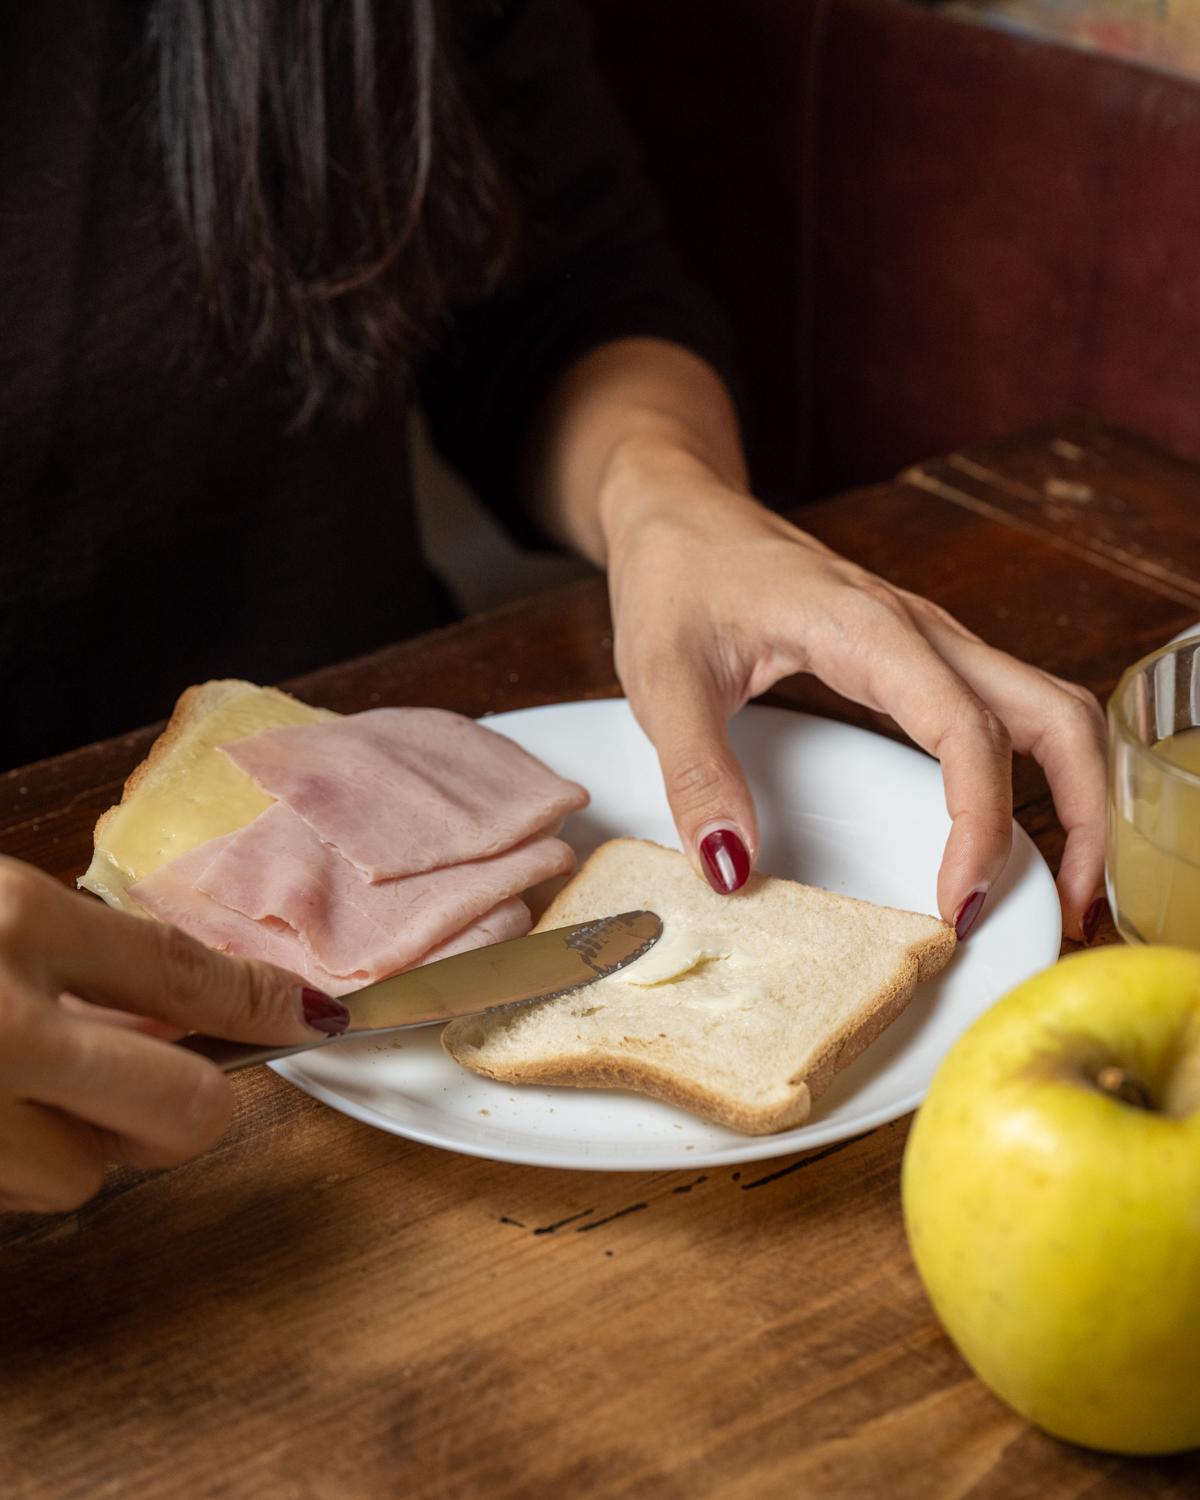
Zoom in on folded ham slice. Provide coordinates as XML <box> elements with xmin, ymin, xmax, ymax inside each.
<box><xmin>129</xmin><ymin>836</ymin><xmax>352</xmax><ymax>994</ymax></box>
<box><xmin>184</xmin><ymin>801</ymin><xmax>572</xmax><ymax>979</ymax></box>
<box><xmin>417</xmin><ymin>897</ymin><xmax>531</xmax><ymax>963</ymax></box>
<box><xmin>128</xmin><ymin>704</ymin><xmax>586</xmax><ymax>996</ymax></box>
<box><xmin>220</xmin><ymin>707</ymin><xmax>588</xmax><ymax>881</ymax></box>
<box><xmin>131</xmin><ymin>838</ymin><xmax>537</xmax><ymax>997</ymax></box>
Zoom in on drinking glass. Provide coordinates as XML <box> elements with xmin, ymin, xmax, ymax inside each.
<box><xmin>1106</xmin><ymin>636</ymin><xmax>1200</xmax><ymax>949</ymax></box>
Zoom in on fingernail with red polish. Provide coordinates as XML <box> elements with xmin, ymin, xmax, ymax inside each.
<box><xmin>954</xmin><ymin>888</ymin><xmax>987</xmax><ymax>941</ymax></box>
<box><xmin>1082</xmin><ymin>896</ymin><xmax>1108</xmax><ymax>945</ymax></box>
<box><xmin>699</xmin><ymin>827</ymin><xmax>751</xmax><ymax>894</ymax></box>
<box><xmin>300</xmin><ymin>988</ymin><xmax>350</xmax><ymax>1037</ymax></box>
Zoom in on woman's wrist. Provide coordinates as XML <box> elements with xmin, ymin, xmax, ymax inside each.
<box><xmin>595</xmin><ymin>426</ymin><xmax>752</xmax><ymax>563</ymax></box>
<box><xmin>524</xmin><ymin>337</ymin><xmax>750</xmax><ymax>565</ymax></box>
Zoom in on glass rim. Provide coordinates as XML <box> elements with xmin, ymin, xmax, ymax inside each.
<box><xmin>1108</xmin><ymin>634</ymin><xmax>1200</xmax><ymax>789</ymax></box>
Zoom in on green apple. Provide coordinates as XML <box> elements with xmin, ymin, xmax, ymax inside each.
<box><xmin>902</xmin><ymin>945</ymin><xmax>1200</xmax><ymax>1455</ymax></box>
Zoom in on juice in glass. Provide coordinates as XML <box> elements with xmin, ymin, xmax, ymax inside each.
<box><xmin>1107</xmin><ymin>638</ymin><xmax>1200</xmax><ymax>949</ymax></box>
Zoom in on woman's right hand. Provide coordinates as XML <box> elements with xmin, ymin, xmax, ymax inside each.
<box><xmin>0</xmin><ymin>857</ymin><xmax>348</xmax><ymax>1214</ymax></box>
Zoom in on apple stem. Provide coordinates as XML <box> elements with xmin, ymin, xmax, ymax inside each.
<box><xmin>1096</xmin><ymin>1065</ymin><xmax>1153</xmax><ymax>1111</ymax></box>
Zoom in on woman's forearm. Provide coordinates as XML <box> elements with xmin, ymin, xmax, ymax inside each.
<box><xmin>524</xmin><ymin>336</ymin><xmax>751</xmax><ymax>566</ymax></box>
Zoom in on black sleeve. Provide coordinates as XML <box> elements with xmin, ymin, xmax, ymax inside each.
<box><xmin>418</xmin><ymin>0</ymin><xmax>740</xmax><ymax>544</ymax></box>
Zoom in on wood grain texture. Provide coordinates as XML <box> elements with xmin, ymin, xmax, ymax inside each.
<box><xmin>2</xmin><ymin>422</ymin><xmax>1199</xmax><ymax>1498</ymax></box>
<box><xmin>904</xmin><ymin>417</ymin><xmax>1200</xmax><ymax>609</ymax></box>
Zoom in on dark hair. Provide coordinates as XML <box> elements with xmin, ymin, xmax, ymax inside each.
<box><xmin>150</xmin><ymin>0</ymin><xmax>516</xmax><ymax>424</ymax></box>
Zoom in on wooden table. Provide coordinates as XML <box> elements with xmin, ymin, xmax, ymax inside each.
<box><xmin>3</xmin><ymin>418</ymin><xmax>1198</xmax><ymax>1499</ymax></box>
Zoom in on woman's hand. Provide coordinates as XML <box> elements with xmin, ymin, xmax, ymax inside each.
<box><xmin>0</xmin><ymin>858</ymin><xmax>348</xmax><ymax>1213</ymax></box>
<box><xmin>527</xmin><ymin>339</ymin><xmax>1106</xmax><ymax>943</ymax></box>
<box><xmin>600</xmin><ymin>443</ymin><xmax>1106</xmax><ymax>940</ymax></box>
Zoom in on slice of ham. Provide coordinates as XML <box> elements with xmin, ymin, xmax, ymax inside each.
<box><xmin>185</xmin><ymin>800</ymin><xmax>573</xmax><ymax>980</ymax></box>
<box><xmin>128</xmin><ymin>834</ymin><xmax>354</xmax><ymax>995</ymax></box>
<box><xmin>220</xmin><ymin>707</ymin><xmax>588</xmax><ymax>881</ymax></box>
<box><xmin>130</xmin><ymin>839</ymin><xmax>535</xmax><ymax>997</ymax></box>
<box><xmin>418</xmin><ymin>896</ymin><xmax>531</xmax><ymax>963</ymax></box>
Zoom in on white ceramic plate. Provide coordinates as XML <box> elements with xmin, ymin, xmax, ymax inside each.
<box><xmin>273</xmin><ymin>701</ymin><xmax>1061</xmax><ymax>1171</ymax></box>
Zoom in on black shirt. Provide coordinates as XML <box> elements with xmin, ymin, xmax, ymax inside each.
<box><xmin>0</xmin><ymin>1</ymin><xmax>731</xmax><ymax>769</ymax></box>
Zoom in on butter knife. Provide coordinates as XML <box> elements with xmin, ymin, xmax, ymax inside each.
<box><xmin>179</xmin><ymin>909</ymin><xmax>661</xmax><ymax>1072</ymax></box>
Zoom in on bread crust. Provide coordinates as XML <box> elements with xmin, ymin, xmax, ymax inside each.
<box><xmin>452</xmin><ymin>1046</ymin><xmax>813</xmax><ymax>1135</ymax></box>
<box><xmin>443</xmin><ymin>837</ymin><xmax>957</xmax><ymax>1135</ymax></box>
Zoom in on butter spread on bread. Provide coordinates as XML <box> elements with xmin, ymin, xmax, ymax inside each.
<box><xmin>618</xmin><ymin>927</ymin><xmax>731</xmax><ymax>986</ymax></box>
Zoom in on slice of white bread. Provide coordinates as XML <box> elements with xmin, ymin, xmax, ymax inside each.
<box><xmin>442</xmin><ymin>838</ymin><xmax>956</xmax><ymax>1134</ymax></box>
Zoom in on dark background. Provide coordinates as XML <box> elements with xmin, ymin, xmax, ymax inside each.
<box><xmin>586</xmin><ymin>0</ymin><xmax>1200</xmax><ymax>506</ymax></box>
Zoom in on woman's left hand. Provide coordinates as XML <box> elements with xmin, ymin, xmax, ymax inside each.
<box><xmin>601</xmin><ymin>445</ymin><xmax>1107</xmax><ymax>943</ymax></box>
<box><xmin>530</xmin><ymin>338</ymin><xmax>1107</xmax><ymax>942</ymax></box>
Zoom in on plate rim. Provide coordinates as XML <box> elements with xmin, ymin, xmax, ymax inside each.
<box><xmin>272</xmin><ymin>1054</ymin><xmax>938</xmax><ymax>1171</ymax></box>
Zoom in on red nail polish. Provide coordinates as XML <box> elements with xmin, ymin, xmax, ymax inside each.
<box><xmin>1082</xmin><ymin>897</ymin><xmax>1108</xmax><ymax>945</ymax></box>
<box><xmin>954</xmin><ymin>889</ymin><xmax>987</xmax><ymax>941</ymax></box>
<box><xmin>301</xmin><ymin>988</ymin><xmax>350</xmax><ymax>1036</ymax></box>
<box><xmin>699</xmin><ymin>828</ymin><xmax>750</xmax><ymax>894</ymax></box>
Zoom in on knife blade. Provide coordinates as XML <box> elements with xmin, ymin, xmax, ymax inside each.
<box><xmin>179</xmin><ymin>909</ymin><xmax>662</xmax><ymax>1073</ymax></box>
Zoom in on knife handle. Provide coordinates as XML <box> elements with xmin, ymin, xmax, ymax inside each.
<box><xmin>176</xmin><ymin>1033</ymin><xmax>334</xmax><ymax>1073</ymax></box>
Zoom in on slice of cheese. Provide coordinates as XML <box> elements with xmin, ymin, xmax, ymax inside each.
<box><xmin>80</xmin><ymin>680</ymin><xmax>335</xmax><ymax>914</ymax></box>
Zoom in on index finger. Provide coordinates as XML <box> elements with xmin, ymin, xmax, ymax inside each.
<box><xmin>0</xmin><ymin>861</ymin><xmax>346</xmax><ymax>1044</ymax></box>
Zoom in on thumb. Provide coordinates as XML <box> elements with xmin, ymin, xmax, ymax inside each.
<box><xmin>31</xmin><ymin>872</ymin><xmax>351</xmax><ymax>1043</ymax></box>
<box><xmin>633</xmin><ymin>670</ymin><xmax>760</xmax><ymax>894</ymax></box>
